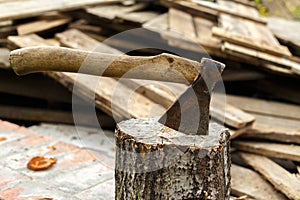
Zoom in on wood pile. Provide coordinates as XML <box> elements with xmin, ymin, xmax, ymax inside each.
<box><xmin>0</xmin><ymin>0</ymin><xmax>299</xmax><ymax>199</ymax></box>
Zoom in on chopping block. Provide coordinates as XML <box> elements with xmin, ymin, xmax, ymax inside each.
<box><xmin>115</xmin><ymin>118</ymin><xmax>230</xmax><ymax>199</ymax></box>
<box><xmin>10</xmin><ymin>46</ymin><xmax>230</xmax><ymax>199</ymax></box>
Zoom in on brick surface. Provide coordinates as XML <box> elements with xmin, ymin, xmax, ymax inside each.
<box><xmin>0</xmin><ymin>120</ymin><xmax>115</xmax><ymax>200</ymax></box>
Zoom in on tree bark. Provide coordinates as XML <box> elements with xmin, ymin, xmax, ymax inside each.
<box><xmin>115</xmin><ymin>117</ymin><xmax>231</xmax><ymax>200</ymax></box>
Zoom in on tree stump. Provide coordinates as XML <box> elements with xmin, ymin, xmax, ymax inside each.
<box><xmin>115</xmin><ymin>117</ymin><xmax>231</xmax><ymax>200</ymax></box>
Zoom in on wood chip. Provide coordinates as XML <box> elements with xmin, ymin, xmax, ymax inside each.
<box><xmin>27</xmin><ymin>156</ymin><xmax>57</xmax><ymax>171</ymax></box>
<box><xmin>47</xmin><ymin>145</ymin><xmax>56</xmax><ymax>151</ymax></box>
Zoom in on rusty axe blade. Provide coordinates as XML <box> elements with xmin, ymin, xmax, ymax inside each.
<box><xmin>158</xmin><ymin>58</ymin><xmax>225</xmax><ymax>135</ymax></box>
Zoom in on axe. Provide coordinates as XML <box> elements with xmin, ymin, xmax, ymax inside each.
<box><xmin>9</xmin><ymin>46</ymin><xmax>225</xmax><ymax>135</ymax></box>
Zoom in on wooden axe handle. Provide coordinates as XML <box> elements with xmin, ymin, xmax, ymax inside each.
<box><xmin>10</xmin><ymin>46</ymin><xmax>201</xmax><ymax>84</ymax></box>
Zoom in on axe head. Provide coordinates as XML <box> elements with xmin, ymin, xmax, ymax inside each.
<box><xmin>158</xmin><ymin>58</ymin><xmax>225</xmax><ymax>135</ymax></box>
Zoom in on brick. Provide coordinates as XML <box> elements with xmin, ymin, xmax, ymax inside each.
<box><xmin>0</xmin><ymin>134</ymin><xmax>55</xmax><ymax>158</ymax></box>
<box><xmin>0</xmin><ymin>187</ymin><xmax>24</xmax><ymax>200</ymax></box>
<box><xmin>0</xmin><ymin>167</ymin><xmax>29</xmax><ymax>189</ymax></box>
<box><xmin>0</xmin><ymin>120</ymin><xmax>20</xmax><ymax>132</ymax></box>
<box><xmin>0</xmin><ymin>120</ymin><xmax>116</xmax><ymax>199</ymax></box>
<box><xmin>0</xmin><ymin>180</ymin><xmax>71</xmax><ymax>200</ymax></box>
<box><xmin>50</xmin><ymin>162</ymin><xmax>114</xmax><ymax>194</ymax></box>
<box><xmin>75</xmin><ymin>178</ymin><xmax>115</xmax><ymax>200</ymax></box>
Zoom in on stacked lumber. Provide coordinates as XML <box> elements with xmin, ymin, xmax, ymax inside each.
<box><xmin>0</xmin><ymin>0</ymin><xmax>299</xmax><ymax>199</ymax></box>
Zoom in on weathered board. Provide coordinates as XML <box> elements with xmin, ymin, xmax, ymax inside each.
<box><xmin>216</xmin><ymin>13</ymin><xmax>291</xmax><ymax>57</ymax></box>
<box><xmin>233</xmin><ymin>141</ymin><xmax>300</xmax><ymax>162</ymax></box>
<box><xmin>0</xmin><ymin>0</ymin><xmax>120</xmax><ymax>21</ymax></box>
<box><xmin>159</xmin><ymin>0</ymin><xmax>218</xmax><ymax>22</ymax></box>
<box><xmin>86</xmin><ymin>3</ymin><xmax>147</xmax><ymax>21</ymax></box>
<box><xmin>192</xmin><ymin>0</ymin><xmax>266</xmax><ymax>24</ymax></box>
<box><xmin>240</xmin><ymin>153</ymin><xmax>300</xmax><ymax>200</ymax></box>
<box><xmin>17</xmin><ymin>13</ymin><xmax>72</xmax><ymax>35</ymax></box>
<box><xmin>194</xmin><ymin>16</ymin><xmax>221</xmax><ymax>48</ymax></box>
<box><xmin>212</xmin><ymin>27</ymin><xmax>291</xmax><ymax>57</ymax></box>
<box><xmin>245</xmin><ymin>114</ymin><xmax>300</xmax><ymax>144</ymax></box>
<box><xmin>227</xmin><ymin>95</ymin><xmax>300</xmax><ymax>121</ymax></box>
<box><xmin>223</xmin><ymin>42</ymin><xmax>300</xmax><ymax>76</ymax></box>
<box><xmin>231</xmin><ymin>164</ymin><xmax>286</xmax><ymax>200</ymax></box>
<box><xmin>168</xmin><ymin>8</ymin><xmax>197</xmax><ymax>39</ymax></box>
<box><xmin>226</xmin><ymin>95</ymin><xmax>300</xmax><ymax>144</ymax></box>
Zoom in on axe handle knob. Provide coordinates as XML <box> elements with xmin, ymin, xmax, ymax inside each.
<box><xmin>10</xmin><ymin>46</ymin><xmax>201</xmax><ymax>84</ymax></box>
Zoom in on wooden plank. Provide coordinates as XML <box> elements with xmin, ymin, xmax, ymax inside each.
<box><xmin>0</xmin><ymin>48</ymin><xmax>9</xmax><ymax>69</ymax></box>
<box><xmin>116</xmin><ymin>10</ymin><xmax>160</xmax><ymax>25</ymax></box>
<box><xmin>194</xmin><ymin>17</ymin><xmax>221</xmax><ymax>48</ymax></box>
<box><xmin>226</xmin><ymin>95</ymin><xmax>300</xmax><ymax>121</ymax></box>
<box><xmin>211</xmin><ymin>96</ymin><xmax>255</xmax><ymax>129</ymax></box>
<box><xmin>240</xmin><ymin>153</ymin><xmax>300</xmax><ymax>200</ymax></box>
<box><xmin>217</xmin><ymin>13</ymin><xmax>291</xmax><ymax>56</ymax></box>
<box><xmin>143</xmin><ymin>13</ymin><xmax>169</xmax><ymax>31</ymax></box>
<box><xmin>143</xmin><ymin>13</ymin><xmax>223</xmax><ymax>58</ymax></box>
<box><xmin>17</xmin><ymin>13</ymin><xmax>72</xmax><ymax>35</ymax></box>
<box><xmin>0</xmin><ymin>0</ymin><xmax>120</xmax><ymax>21</ymax></box>
<box><xmin>86</xmin><ymin>3</ymin><xmax>147</xmax><ymax>21</ymax></box>
<box><xmin>231</xmin><ymin>164</ymin><xmax>286</xmax><ymax>200</ymax></box>
<box><xmin>212</xmin><ymin>27</ymin><xmax>291</xmax><ymax>57</ymax></box>
<box><xmin>244</xmin><ymin>114</ymin><xmax>300</xmax><ymax>144</ymax></box>
<box><xmin>159</xmin><ymin>0</ymin><xmax>218</xmax><ymax>22</ymax></box>
<box><xmin>223</xmin><ymin>42</ymin><xmax>300</xmax><ymax>76</ymax></box>
<box><xmin>56</xmin><ymin>28</ymin><xmax>120</xmax><ymax>54</ymax></box>
<box><xmin>168</xmin><ymin>8</ymin><xmax>197</xmax><ymax>39</ymax></box>
<box><xmin>192</xmin><ymin>0</ymin><xmax>266</xmax><ymax>24</ymax></box>
<box><xmin>7</xmin><ymin>34</ymin><xmax>56</xmax><ymax>49</ymax></box>
<box><xmin>233</xmin><ymin>141</ymin><xmax>300</xmax><ymax>162</ymax></box>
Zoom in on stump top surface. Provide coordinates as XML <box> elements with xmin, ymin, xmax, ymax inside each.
<box><xmin>116</xmin><ymin>117</ymin><xmax>228</xmax><ymax>148</ymax></box>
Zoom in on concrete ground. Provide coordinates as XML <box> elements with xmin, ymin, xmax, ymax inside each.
<box><xmin>0</xmin><ymin>120</ymin><xmax>116</xmax><ymax>200</ymax></box>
